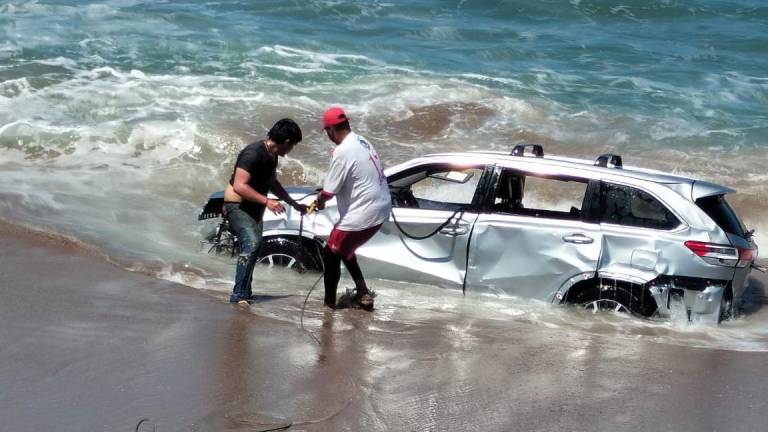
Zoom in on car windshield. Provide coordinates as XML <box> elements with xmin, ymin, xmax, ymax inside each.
<box><xmin>695</xmin><ymin>195</ymin><xmax>747</xmax><ymax>238</ymax></box>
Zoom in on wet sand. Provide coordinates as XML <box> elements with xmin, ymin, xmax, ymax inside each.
<box><xmin>2</xmin><ymin>223</ymin><xmax>768</xmax><ymax>432</ymax></box>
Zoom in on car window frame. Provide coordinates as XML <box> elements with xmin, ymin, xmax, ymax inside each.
<box><xmin>481</xmin><ymin>166</ymin><xmax>596</xmax><ymax>223</ymax></box>
<box><xmin>387</xmin><ymin>162</ymin><xmax>492</xmax><ymax>212</ymax></box>
<box><xmin>594</xmin><ymin>180</ymin><xmax>685</xmax><ymax>231</ymax></box>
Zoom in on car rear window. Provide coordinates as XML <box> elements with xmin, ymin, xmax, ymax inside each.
<box><xmin>695</xmin><ymin>195</ymin><xmax>746</xmax><ymax>237</ymax></box>
<box><xmin>599</xmin><ymin>182</ymin><xmax>679</xmax><ymax>230</ymax></box>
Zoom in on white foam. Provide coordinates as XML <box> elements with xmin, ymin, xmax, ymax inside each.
<box><xmin>0</xmin><ymin>78</ymin><xmax>33</xmax><ymax>98</ymax></box>
<box><xmin>0</xmin><ymin>41</ymin><xmax>21</xmax><ymax>60</ymax></box>
<box><xmin>259</xmin><ymin>64</ymin><xmax>335</xmax><ymax>74</ymax></box>
<box><xmin>649</xmin><ymin>117</ymin><xmax>706</xmax><ymax>140</ymax></box>
<box><xmin>155</xmin><ymin>264</ymin><xmax>225</xmax><ymax>291</ymax></box>
<box><xmin>34</xmin><ymin>56</ymin><xmax>80</xmax><ymax>69</ymax></box>
<box><xmin>82</xmin><ymin>3</ymin><xmax>119</xmax><ymax>17</ymax></box>
<box><xmin>417</xmin><ymin>26</ymin><xmax>460</xmax><ymax>41</ymax></box>
<box><xmin>124</xmin><ymin>120</ymin><xmax>200</xmax><ymax>163</ymax></box>
<box><xmin>459</xmin><ymin>73</ymin><xmax>524</xmax><ymax>87</ymax></box>
<box><xmin>0</xmin><ymin>2</ymin><xmax>69</xmax><ymax>15</ymax></box>
<box><xmin>256</xmin><ymin>45</ymin><xmax>375</xmax><ymax>66</ymax></box>
<box><xmin>0</xmin><ymin>119</ymin><xmax>76</xmax><ymax>138</ymax></box>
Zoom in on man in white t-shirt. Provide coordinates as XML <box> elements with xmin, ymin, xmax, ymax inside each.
<box><xmin>315</xmin><ymin>106</ymin><xmax>391</xmax><ymax>311</ymax></box>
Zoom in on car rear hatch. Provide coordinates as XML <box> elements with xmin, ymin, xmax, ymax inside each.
<box><xmin>691</xmin><ymin>186</ymin><xmax>757</xmax><ymax>298</ymax></box>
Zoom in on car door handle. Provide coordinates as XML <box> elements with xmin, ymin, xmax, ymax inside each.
<box><xmin>440</xmin><ymin>225</ymin><xmax>468</xmax><ymax>236</ymax></box>
<box><xmin>562</xmin><ymin>233</ymin><xmax>594</xmax><ymax>244</ymax></box>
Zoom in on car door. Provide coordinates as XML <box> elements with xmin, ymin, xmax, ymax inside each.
<box><xmin>356</xmin><ymin>163</ymin><xmax>490</xmax><ymax>289</ymax></box>
<box><xmin>592</xmin><ymin>180</ymin><xmax>687</xmax><ymax>284</ymax></box>
<box><xmin>465</xmin><ymin>166</ymin><xmax>603</xmax><ymax>301</ymax></box>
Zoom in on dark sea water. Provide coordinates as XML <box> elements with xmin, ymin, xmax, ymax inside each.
<box><xmin>2</xmin><ymin>0</ymin><xmax>768</xmax><ymax>347</ymax></box>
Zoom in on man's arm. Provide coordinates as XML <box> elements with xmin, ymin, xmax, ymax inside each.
<box><xmin>232</xmin><ymin>168</ymin><xmax>285</xmax><ymax>214</ymax></box>
<box><xmin>314</xmin><ymin>190</ymin><xmax>333</xmax><ymax>210</ymax></box>
<box><xmin>316</xmin><ymin>152</ymin><xmax>347</xmax><ymax>210</ymax></box>
<box><xmin>269</xmin><ymin>177</ymin><xmax>307</xmax><ymax>214</ymax></box>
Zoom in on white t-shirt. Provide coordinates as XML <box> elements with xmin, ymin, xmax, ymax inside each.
<box><xmin>323</xmin><ymin>132</ymin><xmax>392</xmax><ymax>231</ymax></box>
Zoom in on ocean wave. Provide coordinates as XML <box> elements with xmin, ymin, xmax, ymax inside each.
<box><xmin>248</xmin><ymin>44</ymin><xmax>422</xmax><ymax>79</ymax></box>
<box><xmin>0</xmin><ymin>77</ymin><xmax>32</xmax><ymax>97</ymax></box>
<box><xmin>0</xmin><ymin>41</ymin><xmax>21</xmax><ymax>60</ymax></box>
<box><xmin>1</xmin><ymin>57</ymin><xmax>763</xmax><ymax>190</ymax></box>
<box><xmin>255</xmin><ymin>45</ymin><xmax>374</xmax><ymax>65</ymax></box>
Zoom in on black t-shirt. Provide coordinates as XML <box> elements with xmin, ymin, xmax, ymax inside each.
<box><xmin>229</xmin><ymin>140</ymin><xmax>277</xmax><ymax>220</ymax></box>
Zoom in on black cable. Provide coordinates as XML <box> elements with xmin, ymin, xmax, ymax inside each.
<box><xmin>280</xmin><ymin>189</ymin><xmax>320</xmax><ymax>204</ymax></box>
<box><xmin>297</xmin><ymin>209</ymin><xmax>324</xmax><ymax>345</ymax></box>
<box><xmin>300</xmin><ymin>272</ymin><xmax>324</xmax><ymax>346</ymax></box>
<box><xmin>298</xmin><ymin>207</ymin><xmax>305</xmax><ymax>263</ymax></box>
<box><xmin>390</xmin><ymin>207</ymin><xmax>466</xmax><ymax>240</ymax></box>
<box><xmin>255</xmin><ymin>424</ymin><xmax>292</xmax><ymax>432</ymax></box>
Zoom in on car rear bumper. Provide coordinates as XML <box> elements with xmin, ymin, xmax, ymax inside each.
<box><xmin>653</xmin><ymin>284</ymin><xmax>725</xmax><ymax>323</ymax></box>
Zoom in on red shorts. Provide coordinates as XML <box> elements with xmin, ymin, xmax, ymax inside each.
<box><xmin>327</xmin><ymin>224</ymin><xmax>382</xmax><ymax>260</ymax></box>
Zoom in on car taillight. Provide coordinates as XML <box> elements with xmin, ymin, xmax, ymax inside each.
<box><xmin>738</xmin><ymin>247</ymin><xmax>755</xmax><ymax>261</ymax></box>
<box><xmin>684</xmin><ymin>241</ymin><xmax>756</xmax><ymax>268</ymax></box>
<box><xmin>684</xmin><ymin>241</ymin><xmax>736</xmax><ymax>258</ymax></box>
<box><xmin>737</xmin><ymin>246</ymin><xmax>757</xmax><ymax>268</ymax></box>
<box><xmin>684</xmin><ymin>241</ymin><xmax>739</xmax><ymax>267</ymax></box>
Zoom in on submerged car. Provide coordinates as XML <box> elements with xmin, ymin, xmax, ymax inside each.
<box><xmin>200</xmin><ymin>144</ymin><xmax>760</xmax><ymax>323</ymax></box>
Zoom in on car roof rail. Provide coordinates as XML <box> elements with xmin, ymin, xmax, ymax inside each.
<box><xmin>511</xmin><ymin>143</ymin><xmax>544</xmax><ymax>158</ymax></box>
<box><xmin>594</xmin><ymin>154</ymin><xmax>623</xmax><ymax>168</ymax></box>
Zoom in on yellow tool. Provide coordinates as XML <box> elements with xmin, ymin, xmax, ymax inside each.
<box><xmin>306</xmin><ymin>200</ymin><xmax>318</xmax><ymax>215</ymax></box>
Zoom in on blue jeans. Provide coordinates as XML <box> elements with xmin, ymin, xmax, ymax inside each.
<box><xmin>224</xmin><ymin>203</ymin><xmax>263</xmax><ymax>303</ymax></box>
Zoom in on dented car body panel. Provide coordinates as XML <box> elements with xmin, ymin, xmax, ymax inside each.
<box><xmin>468</xmin><ymin>214</ymin><xmax>602</xmax><ymax>300</ymax></box>
<box><xmin>359</xmin><ymin>208</ymin><xmax>477</xmax><ymax>288</ymax></box>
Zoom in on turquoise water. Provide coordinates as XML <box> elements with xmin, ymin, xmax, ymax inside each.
<box><xmin>1</xmin><ymin>0</ymin><xmax>767</xmax><ymax>274</ymax></box>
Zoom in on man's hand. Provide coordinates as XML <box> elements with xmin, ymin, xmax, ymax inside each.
<box><xmin>292</xmin><ymin>202</ymin><xmax>309</xmax><ymax>215</ymax></box>
<box><xmin>315</xmin><ymin>190</ymin><xmax>333</xmax><ymax>210</ymax></box>
<box><xmin>266</xmin><ymin>199</ymin><xmax>285</xmax><ymax>215</ymax></box>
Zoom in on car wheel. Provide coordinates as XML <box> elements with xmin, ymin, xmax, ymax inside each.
<box><xmin>256</xmin><ymin>237</ymin><xmax>322</xmax><ymax>273</ymax></box>
<box><xmin>569</xmin><ymin>283</ymin><xmax>655</xmax><ymax>317</ymax></box>
<box><xmin>583</xmin><ymin>298</ymin><xmax>630</xmax><ymax>314</ymax></box>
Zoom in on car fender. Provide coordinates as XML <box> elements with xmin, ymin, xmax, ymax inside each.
<box><xmin>553</xmin><ymin>271</ymin><xmax>597</xmax><ymax>302</ymax></box>
<box><xmin>597</xmin><ymin>247</ymin><xmax>662</xmax><ymax>285</ymax></box>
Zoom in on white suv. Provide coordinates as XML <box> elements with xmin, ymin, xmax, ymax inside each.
<box><xmin>200</xmin><ymin>144</ymin><xmax>759</xmax><ymax>323</ymax></box>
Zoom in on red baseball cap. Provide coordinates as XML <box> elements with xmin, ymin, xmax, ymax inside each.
<box><xmin>322</xmin><ymin>106</ymin><xmax>349</xmax><ymax>129</ymax></box>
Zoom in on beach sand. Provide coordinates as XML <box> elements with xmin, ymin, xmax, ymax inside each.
<box><xmin>2</xmin><ymin>220</ymin><xmax>768</xmax><ymax>432</ymax></box>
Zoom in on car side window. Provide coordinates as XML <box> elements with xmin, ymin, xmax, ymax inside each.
<box><xmin>394</xmin><ymin>167</ymin><xmax>483</xmax><ymax>211</ymax></box>
<box><xmin>599</xmin><ymin>182</ymin><xmax>679</xmax><ymax>230</ymax></box>
<box><xmin>493</xmin><ymin>170</ymin><xmax>588</xmax><ymax>221</ymax></box>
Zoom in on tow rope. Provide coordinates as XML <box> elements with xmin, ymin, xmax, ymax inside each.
<box><xmin>296</xmin><ymin>200</ymin><xmax>473</xmax><ymax>339</ymax></box>
<box><xmin>390</xmin><ymin>207</ymin><xmax>466</xmax><ymax>240</ymax></box>
<box><xmin>297</xmin><ymin>201</ymin><xmax>323</xmax><ymax>345</ymax></box>
<box><xmin>390</xmin><ymin>206</ymin><xmax>478</xmax><ymax>295</ymax></box>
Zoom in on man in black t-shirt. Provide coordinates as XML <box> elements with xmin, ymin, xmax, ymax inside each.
<box><xmin>223</xmin><ymin>118</ymin><xmax>307</xmax><ymax>304</ymax></box>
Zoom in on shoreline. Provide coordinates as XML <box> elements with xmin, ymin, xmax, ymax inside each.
<box><xmin>2</xmin><ymin>219</ymin><xmax>768</xmax><ymax>431</ymax></box>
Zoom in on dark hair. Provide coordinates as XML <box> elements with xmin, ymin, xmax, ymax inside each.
<box><xmin>268</xmin><ymin>118</ymin><xmax>302</xmax><ymax>146</ymax></box>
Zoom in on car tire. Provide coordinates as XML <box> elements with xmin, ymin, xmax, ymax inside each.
<box><xmin>569</xmin><ymin>283</ymin><xmax>656</xmax><ymax>318</ymax></box>
<box><xmin>256</xmin><ymin>237</ymin><xmax>323</xmax><ymax>273</ymax></box>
